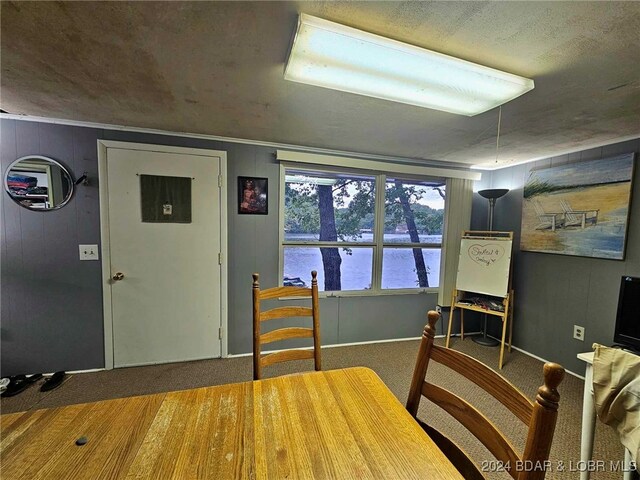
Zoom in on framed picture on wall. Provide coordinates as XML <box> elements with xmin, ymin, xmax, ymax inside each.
<box><xmin>520</xmin><ymin>153</ymin><xmax>635</xmax><ymax>260</ymax></box>
<box><xmin>238</xmin><ymin>176</ymin><xmax>268</xmax><ymax>215</ymax></box>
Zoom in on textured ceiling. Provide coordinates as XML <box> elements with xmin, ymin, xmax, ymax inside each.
<box><xmin>1</xmin><ymin>1</ymin><xmax>639</xmax><ymax>168</ymax></box>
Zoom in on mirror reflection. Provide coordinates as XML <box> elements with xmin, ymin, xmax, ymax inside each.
<box><xmin>4</xmin><ymin>156</ymin><xmax>74</xmax><ymax>211</ymax></box>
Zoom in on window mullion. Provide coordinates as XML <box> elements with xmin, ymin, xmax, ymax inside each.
<box><xmin>372</xmin><ymin>173</ymin><xmax>387</xmax><ymax>291</ymax></box>
<box><xmin>279</xmin><ymin>164</ymin><xmax>286</xmax><ymax>286</ymax></box>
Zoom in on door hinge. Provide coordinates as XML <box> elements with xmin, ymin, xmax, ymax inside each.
<box><xmin>218</xmin><ymin>175</ymin><xmax>222</xmax><ymax>187</ymax></box>
<box><xmin>219</xmin><ymin>327</ymin><xmax>224</xmax><ymax>340</ymax></box>
<box><xmin>218</xmin><ymin>252</ymin><xmax>223</xmax><ymax>265</ymax></box>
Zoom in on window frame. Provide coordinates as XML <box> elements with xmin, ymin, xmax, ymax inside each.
<box><xmin>279</xmin><ymin>164</ymin><xmax>445</xmax><ymax>297</ymax></box>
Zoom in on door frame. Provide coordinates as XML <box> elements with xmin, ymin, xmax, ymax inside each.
<box><xmin>97</xmin><ymin>140</ymin><xmax>228</xmax><ymax>369</ymax></box>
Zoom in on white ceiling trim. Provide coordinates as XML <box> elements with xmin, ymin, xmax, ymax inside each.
<box><xmin>0</xmin><ymin>113</ymin><xmax>469</xmax><ymax>173</ymax></box>
<box><xmin>2</xmin><ymin>113</ymin><xmax>635</xmax><ymax>173</ymax></box>
<box><xmin>276</xmin><ymin>150</ymin><xmax>481</xmax><ymax>180</ymax></box>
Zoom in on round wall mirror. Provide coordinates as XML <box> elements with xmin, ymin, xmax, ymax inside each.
<box><xmin>4</xmin><ymin>155</ymin><xmax>74</xmax><ymax>211</ymax></box>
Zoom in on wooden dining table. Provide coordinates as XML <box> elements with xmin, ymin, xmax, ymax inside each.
<box><xmin>1</xmin><ymin>366</ymin><xmax>462</xmax><ymax>479</ymax></box>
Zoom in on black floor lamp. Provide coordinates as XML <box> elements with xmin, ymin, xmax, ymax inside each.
<box><xmin>472</xmin><ymin>188</ymin><xmax>509</xmax><ymax>347</ymax></box>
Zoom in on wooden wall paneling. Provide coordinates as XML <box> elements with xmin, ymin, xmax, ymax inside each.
<box><xmin>15</xmin><ymin>121</ymin><xmax>48</xmax><ymax>372</ymax></box>
<box><xmin>39</xmin><ymin>124</ymin><xmax>79</xmax><ymax>369</ymax></box>
<box><xmin>579</xmin><ymin>146</ymin><xmax>604</xmax><ymax>162</ymax></box>
<box><xmin>1</xmin><ymin>120</ymin><xmax>107</xmax><ymax>375</ymax></box>
<box><xmin>73</xmin><ymin>127</ymin><xmax>101</xmax><ymax>244</ymax></box>
<box><xmin>70</xmin><ymin>127</ymin><xmax>106</xmax><ymax>367</ymax></box>
<box><xmin>480</xmin><ymin>138</ymin><xmax>640</xmax><ymax>373</ymax></box>
<box><xmin>1</xmin><ymin>120</ymin><xmax>26</xmax><ymax>373</ymax></box>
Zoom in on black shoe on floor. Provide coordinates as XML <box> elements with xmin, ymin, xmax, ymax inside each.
<box><xmin>40</xmin><ymin>371</ymin><xmax>67</xmax><ymax>392</ymax></box>
<box><xmin>1</xmin><ymin>374</ymin><xmax>43</xmax><ymax>397</ymax></box>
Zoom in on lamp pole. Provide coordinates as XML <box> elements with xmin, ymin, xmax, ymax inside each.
<box><xmin>473</xmin><ymin>188</ymin><xmax>509</xmax><ymax>347</ymax></box>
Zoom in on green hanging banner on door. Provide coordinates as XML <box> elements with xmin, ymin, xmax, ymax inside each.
<box><xmin>140</xmin><ymin>174</ymin><xmax>192</xmax><ymax>223</ymax></box>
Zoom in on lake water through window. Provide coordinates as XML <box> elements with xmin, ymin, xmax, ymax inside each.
<box><xmin>282</xmin><ymin>168</ymin><xmax>445</xmax><ymax>294</ymax></box>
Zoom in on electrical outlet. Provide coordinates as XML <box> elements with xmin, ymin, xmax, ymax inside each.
<box><xmin>573</xmin><ymin>325</ymin><xmax>585</xmax><ymax>341</ymax></box>
<box><xmin>79</xmin><ymin>244</ymin><xmax>99</xmax><ymax>261</ymax></box>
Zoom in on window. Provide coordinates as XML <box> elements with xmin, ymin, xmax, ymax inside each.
<box><xmin>281</xmin><ymin>167</ymin><xmax>445</xmax><ymax>294</ymax></box>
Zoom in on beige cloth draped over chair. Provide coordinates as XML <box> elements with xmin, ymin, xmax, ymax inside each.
<box><xmin>592</xmin><ymin>343</ymin><xmax>640</xmax><ymax>463</ymax></box>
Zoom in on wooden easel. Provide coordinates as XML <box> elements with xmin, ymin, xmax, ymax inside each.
<box><xmin>445</xmin><ymin>230</ymin><xmax>514</xmax><ymax>369</ymax></box>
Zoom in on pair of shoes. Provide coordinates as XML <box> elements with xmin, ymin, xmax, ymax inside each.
<box><xmin>1</xmin><ymin>374</ymin><xmax>43</xmax><ymax>397</ymax></box>
<box><xmin>41</xmin><ymin>372</ymin><xmax>67</xmax><ymax>392</ymax></box>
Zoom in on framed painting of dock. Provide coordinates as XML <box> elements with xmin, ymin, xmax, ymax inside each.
<box><xmin>520</xmin><ymin>153</ymin><xmax>635</xmax><ymax>260</ymax></box>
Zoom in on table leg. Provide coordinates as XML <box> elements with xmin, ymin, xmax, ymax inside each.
<box><xmin>580</xmin><ymin>364</ymin><xmax>596</xmax><ymax>480</ymax></box>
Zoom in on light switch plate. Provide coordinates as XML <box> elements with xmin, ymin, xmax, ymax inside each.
<box><xmin>79</xmin><ymin>244</ymin><xmax>99</xmax><ymax>261</ymax></box>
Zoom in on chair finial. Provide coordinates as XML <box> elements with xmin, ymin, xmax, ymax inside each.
<box><xmin>252</xmin><ymin>273</ymin><xmax>260</xmax><ymax>288</ymax></box>
<box><xmin>536</xmin><ymin>362</ymin><xmax>565</xmax><ymax>410</ymax></box>
<box><xmin>424</xmin><ymin>310</ymin><xmax>439</xmax><ymax>339</ymax></box>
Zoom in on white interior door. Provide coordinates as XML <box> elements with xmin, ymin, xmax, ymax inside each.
<box><xmin>104</xmin><ymin>145</ymin><xmax>223</xmax><ymax>367</ymax></box>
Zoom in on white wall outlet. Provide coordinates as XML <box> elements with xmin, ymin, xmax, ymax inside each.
<box><xmin>573</xmin><ymin>325</ymin><xmax>585</xmax><ymax>341</ymax></box>
<box><xmin>79</xmin><ymin>244</ymin><xmax>99</xmax><ymax>261</ymax></box>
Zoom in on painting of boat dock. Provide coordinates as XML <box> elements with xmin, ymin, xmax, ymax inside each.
<box><xmin>520</xmin><ymin>153</ymin><xmax>635</xmax><ymax>260</ymax></box>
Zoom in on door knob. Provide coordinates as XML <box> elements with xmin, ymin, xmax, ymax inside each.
<box><xmin>112</xmin><ymin>272</ymin><xmax>125</xmax><ymax>281</ymax></box>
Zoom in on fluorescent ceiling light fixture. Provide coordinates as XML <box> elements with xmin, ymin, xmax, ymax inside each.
<box><xmin>284</xmin><ymin>14</ymin><xmax>534</xmax><ymax>116</ymax></box>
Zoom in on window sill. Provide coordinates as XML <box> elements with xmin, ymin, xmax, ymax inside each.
<box><xmin>323</xmin><ymin>288</ymin><xmax>437</xmax><ymax>298</ymax></box>
<box><xmin>278</xmin><ymin>288</ymin><xmax>438</xmax><ymax>300</ymax></box>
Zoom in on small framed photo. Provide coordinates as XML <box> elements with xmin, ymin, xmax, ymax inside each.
<box><xmin>238</xmin><ymin>176</ymin><xmax>268</xmax><ymax>215</ymax></box>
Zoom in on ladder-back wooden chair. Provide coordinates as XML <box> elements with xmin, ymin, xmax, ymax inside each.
<box><xmin>252</xmin><ymin>271</ymin><xmax>321</xmax><ymax>380</ymax></box>
<box><xmin>407</xmin><ymin>311</ymin><xmax>565</xmax><ymax>480</ymax></box>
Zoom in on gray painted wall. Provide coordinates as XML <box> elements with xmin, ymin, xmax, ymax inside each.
<box><xmin>1</xmin><ymin>120</ymin><xmax>104</xmax><ymax>375</ymax></box>
<box><xmin>1</xmin><ymin>119</ymin><xmax>438</xmax><ymax>376</ymax></box>
<box><xmin>100</xmin><ymin>130</ymin><xmax>439</xmax><ymax>356</ymax></box>
<box><xmin>476</xmin><ymin>138</ymin><xmax>640</xmax><ymax>374</ymax></box>
<box><xmin>6</xmin><ymin>117</ymin><xmax>632</xmax><ymax>377</ymax></box>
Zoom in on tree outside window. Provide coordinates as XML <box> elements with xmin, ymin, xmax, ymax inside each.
<box><xmin>283</xmin><ymin>169</ymin><xmax>445</xmax><ymax>293</ymax></box>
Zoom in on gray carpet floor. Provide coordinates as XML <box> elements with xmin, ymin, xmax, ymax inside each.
<box><xmin>0</xmin><ymin>337</ymin><xmax>626</xmax><ymax>479</ymax></box>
